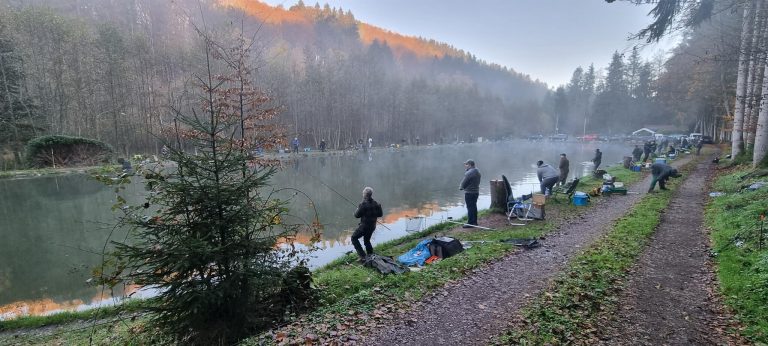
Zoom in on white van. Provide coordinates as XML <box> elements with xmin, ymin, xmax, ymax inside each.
<box><xmin>689</xmin><ymin>133</ymin><xmax>702</xmax><ymax>142</ymax></box>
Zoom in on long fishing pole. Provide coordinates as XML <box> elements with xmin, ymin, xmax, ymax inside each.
<box><xmin>416</xmin><ymin>215</ymin><xmax>505</xmax><ymax>231</ymax></box>
<box><xmin>302</xmin><ymin>170</ymin><xmax>394</xmax><ymax>231</ymax></box>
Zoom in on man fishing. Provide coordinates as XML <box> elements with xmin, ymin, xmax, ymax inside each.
<box><xmin>351</xmin><ymin>187</ymin><xmax>383</xmax><ymax>263</ymax></box>
<box><xmin>459</xmin><ymin>159</ymin><xmax>481</xmax><ymax>228</ymax></box>
<box><xmin>537</xmin><ymin>160</ymin><xmax>559</xmax><ymax>196</ymax></box>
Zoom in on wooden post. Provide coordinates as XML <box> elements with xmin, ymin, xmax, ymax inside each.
<box><xmin>490</xmin><ymin>180</ymin><xmax>507</xmax><ymax>213</ymax></box>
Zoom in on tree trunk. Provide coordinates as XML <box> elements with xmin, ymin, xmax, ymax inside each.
<box><xmin>747</xmin><ymin>2</ymin><xmax>767</xmax><ymax>149</ymax></box>
<box><xmin>733</xmin><ymin>0</ymin><xmax>756</xmax><ymax>158</ymax></box>
<box><xmin>489</xmin><ymin>180</ymin><xmax>508</xmax><ymax>213</ymax></box>
<box><xmin>753</xmin><ymin>57</ymin><xmax>768</xmax><ymax>166</ymax></box>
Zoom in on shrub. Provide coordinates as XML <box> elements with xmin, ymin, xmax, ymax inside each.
<box><xmin>25</xmin><ymin>135</ymin><xmax>113</xmax><ymax>168</ymax></box>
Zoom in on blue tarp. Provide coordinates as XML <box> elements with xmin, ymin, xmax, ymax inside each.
<box><xmin>397</xmin><ymin>239</ymin><xmax>432</xmax><ymax>266</ymax></box>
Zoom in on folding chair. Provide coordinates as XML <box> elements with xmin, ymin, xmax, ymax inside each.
<box><xmin>502</xmin><ymin>175</ymin><xmax>533</xmax><ymax>225</ymax></box>
<box><xmin>552</xmin><ymin>177</ymin><xmax>580</xmax><ymax>202</ymax></box>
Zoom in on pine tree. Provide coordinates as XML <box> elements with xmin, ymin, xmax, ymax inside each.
<box><xmin>96</xmin><ymin>29</ymin><xmax>319</xmax><ymax>344</ymax></box>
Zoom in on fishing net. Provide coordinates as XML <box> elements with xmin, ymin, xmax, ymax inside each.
<box><xmin>405</xmin><ymin>215</ymin><xmax>426</xmax><ymax>233</ymax></box>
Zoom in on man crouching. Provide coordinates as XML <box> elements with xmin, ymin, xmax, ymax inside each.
<box><xmin>649</xmin><ymin>163</ymin><xmax>682</xmax><ymax>192</ymax></box>
<box><xmin>352</xmin><ymin>187</ymin><xmax>384</xmax><ymax>263</ymax></box>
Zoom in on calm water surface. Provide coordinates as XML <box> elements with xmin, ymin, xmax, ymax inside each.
<box><xmin>0</xmin><ymin>140</ymin><xmax>631</xmax><ymax>319</ymax></box>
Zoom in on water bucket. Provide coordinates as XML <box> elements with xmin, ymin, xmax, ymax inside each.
<box><xmin>654</xmin><ymin>157</ymin><xmax>667</xmax><ymax>164</ymax></box>
<box><xmin>572</xmin><ymin>192</ymin><xmax>589</xmax><ymax>206</ymax></box>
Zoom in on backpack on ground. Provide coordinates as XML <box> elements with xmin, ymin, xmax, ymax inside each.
<box><xmin>428</xmin><ymin>236</ymin><xmax>464</xmax><ymax>259</ymax></box>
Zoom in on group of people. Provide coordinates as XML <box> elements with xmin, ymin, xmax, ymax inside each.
<box><xmin>536</xmin><ymin>148</ymin><xmax>602</xmax><ymax>196</ymax></box>
<box><xmin>350</xmin><ymin>145</ymin><xmax>687</xmax><ymax>263</ymax></box>
<box><xmin>289</xmin><ymin>137</ymin><xmax>373</xmax><ymax>154</ymax></box>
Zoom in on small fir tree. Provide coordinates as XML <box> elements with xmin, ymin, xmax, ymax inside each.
<box><xmin>96</xmin><ymin>28</ymin><xmax>319</xmax><ymax>344</ymax></box>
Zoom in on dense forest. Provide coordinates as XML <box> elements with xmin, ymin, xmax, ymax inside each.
<box><xmin>3</xmin><ymin>0</ymin><xmax>768</xmax><ymax>170</ymax></box>
<box><xmin>0</xmin><ymin>0</ymin><xmax>552</xmax><ymax>170</ymax></box>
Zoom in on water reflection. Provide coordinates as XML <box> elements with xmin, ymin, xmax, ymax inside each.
<box><xmin>0</xmin><ymin>140</ymin><xmax>629</xmax><ymax>319</ymax></box>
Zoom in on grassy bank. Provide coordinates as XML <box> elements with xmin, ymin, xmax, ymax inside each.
<box><xmin>0</xmin><ymin>299</ymin><xmax>150</xmax><ymax>332</ymax></box>
<box><xmin>706</xmin><ymin>166</ymin><xmax>768</xmax><ymax>343</ymax></box>
<box><xmin>497</xmin><ymin>160</ymin><xmax>694</xmax><ymax>345</ymax></box>
<box><xmin>0</xmin><ymin>165</ymin><xmax>118</xmax><ymax>180</ymax></box>
<box><xmin>1</xmin><ymin>163</ymin><xmax>648</xmax><ymax>345</ymax></box>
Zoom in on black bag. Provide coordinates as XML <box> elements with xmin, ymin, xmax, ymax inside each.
<box><xmin>429</xmin><ymin>236</ymin><xmax>464</xmax><ymax>259</ymax></box>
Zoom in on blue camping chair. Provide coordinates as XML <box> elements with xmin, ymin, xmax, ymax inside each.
<box><xmin>502</xmin><ymin>175</ymin><xmax>534</xmax><ymax>223</ymax></box>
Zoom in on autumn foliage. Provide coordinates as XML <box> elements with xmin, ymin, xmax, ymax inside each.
<box><xmin>217</xmin><ymin>0</ymin><xmax>466</xmax><ymax>61</ymax></box>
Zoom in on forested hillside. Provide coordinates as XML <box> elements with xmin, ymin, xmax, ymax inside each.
<box><xmin>0</xmin><ymin>0</ymin><xmax>549</xmax><ymax>167</ymax></box>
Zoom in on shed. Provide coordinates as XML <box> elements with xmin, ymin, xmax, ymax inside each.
<box><xmin>632</xmin><ymin>128</ymin><xmax>656</xmax><ymax>136</ymax></box>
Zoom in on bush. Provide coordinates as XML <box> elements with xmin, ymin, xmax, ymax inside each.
<box><xmin>25</xmin><ymin>135</ymin><xmax>113</xmax><ymax>168</ymax></box>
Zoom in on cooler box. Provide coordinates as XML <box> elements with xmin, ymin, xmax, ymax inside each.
<box><xmin>631</xmin><ymin>165</ymin><xmax>642</xmax><ymax>172</ymax></box>
<box><xmin>606</xmin><ymin>187</ymin><xmax>628</xmax><ymax>195</ymax></box>
<box><xmin>654</xmin><ymin>157</ymin><xmax>667</xmax><ymax>164</ymax></box>
<box><xmin>572</xmin><ymin>192</ymin><xmax>589</xmax><ymax>206</ymax></box>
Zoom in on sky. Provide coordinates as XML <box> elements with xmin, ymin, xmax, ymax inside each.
<box><xmin>261</xmin><ymin>0</ymin><xmax>680</xmax><ymax>87</ymax></box>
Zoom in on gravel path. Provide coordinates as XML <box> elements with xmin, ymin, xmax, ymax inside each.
<box><xmin>597</xmin><ymin>156</ymin><xmax>739</xmax><ymax>345</ymax></box>
<box><xmin>366</xmin><ymin>158</ymin><xmax>692</xmax><ymax>346</ymax></box>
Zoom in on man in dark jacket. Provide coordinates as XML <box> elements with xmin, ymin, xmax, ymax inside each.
<box><xmin>459</xmin><ymin>159</ymin><xmax>481</xmax><ymax>228</ymax></box>
<box><xmin>592</xmin><ymin>148</ymin><xmax>603</xmax><ymax>170</ymax></box>
<box><xmin>642</xmin><ymin>141</ymin><xmax>652</xmax><ymax>162</ymax></box>
<box><xmin>537</xmin><ymin>160</ymin><xmax>559</xmax><ymax>195</ymax></box>
<box><xmin>649</xmin><ymin>162</ymin><xmax>682</xmax><ymax>192</ymax></box>
<box><xmin>632</xmin><ymin>145</ymin><xmax>643</xmax><ymax>162</ymax></box>
<box><xmin>558</xmin><ymin>153</ymin><xmax>570</xmax><ymax>186</ymax></box>
<box><xmin>351</xmin><ymin>187</ymin><xmax>384</xmax><ymax>262</ymax></box>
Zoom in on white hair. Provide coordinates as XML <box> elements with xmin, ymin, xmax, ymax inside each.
<box><xmin>363</xmin><ymin>186</ymin><xmax>374</xmax><ymax>197</ymax></box>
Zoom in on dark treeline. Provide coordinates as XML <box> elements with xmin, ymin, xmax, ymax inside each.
<box><xmin>0</xmin><ymin>0</ymin><xmax>552</xmax><ymax>169</ymax></box>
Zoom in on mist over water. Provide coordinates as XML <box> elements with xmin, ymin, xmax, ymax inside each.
<box><xmin>0</xmin><ymin>140</ymin><xmax>630</xmax><ymax>318</ymax></box>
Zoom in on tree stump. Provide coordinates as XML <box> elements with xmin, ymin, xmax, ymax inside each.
<box><xmin>490</xmin><ymin>180</ymin><xmax>508</xmax><ymax>213</ymax></box>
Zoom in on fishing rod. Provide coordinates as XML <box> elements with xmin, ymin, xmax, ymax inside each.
<box><xmin>442</xmin><ymin>217</ymin><xmax>498</xmax><ymax>231</ymax></box>
<box><xmin>414</xmin><ymin>215</ymin><xmax>504</xmax><ymax>231</ymax></box>
<box><xmin>302</xmin><ymin>170</ymin><xmax>394</xmax><ymax>232</ymax></box>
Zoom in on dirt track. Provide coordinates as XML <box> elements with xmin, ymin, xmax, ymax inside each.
<box><xmin>365</xmin><ymin>158</ymin><xmax>693</xmax><ymax>346</ymax></box>
<box><xmin>597</xmin><ymin>156</ymin><xmax>740</xmax><ymax>345</ymax></box>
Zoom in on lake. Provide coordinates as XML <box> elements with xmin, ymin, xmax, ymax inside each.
<box><xmin>0</xmin><ymin>140</ymin><xmax>631</xmax><ymax>319</ymax></box>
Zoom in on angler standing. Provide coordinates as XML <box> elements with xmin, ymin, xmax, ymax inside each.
<box><xmin>592</xmin><ymin>148</ymin><xmax>602</xmax><ymax>170</ymax></box>
<box><xmin>351</xmin><ymin>187</ymin><xmax>383</xmax><ymax>263</ymax></box>
<box><xmin>459</xmin><ymin>159</ymin><xmax>481</xmax><ymax>228</ymax></box>
<box><xmin>558</xmin><ymin>153</ymin><xmax>570</xmax><ymax>186</ymax></box>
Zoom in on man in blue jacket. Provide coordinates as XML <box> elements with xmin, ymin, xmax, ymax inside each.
<box><xmin>459</xmin><ymin>159</ymin><xmax>481</xmax><ymax>228</ymax></box>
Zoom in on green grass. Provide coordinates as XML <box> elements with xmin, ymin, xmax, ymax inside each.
<box><xmin>706</xmin><ymin>166</ymin><xmax>768</xmax><ymax>343</ymax></box>
<box><xmin>0</xmin><ymin>299</ymin><xmax>150</xmax><ymax>332</ymax></box>
<box><xmin>496</xmin><ymin>160</ymin><xmax>694</xmax><ymax>345</ymax></box>
<box><xmin>1</xmin><ymin>164</ymin><xmax>644</xmax><ymax>345</ymax></box>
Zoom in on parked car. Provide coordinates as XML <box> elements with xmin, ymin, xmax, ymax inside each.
<box><xmin>548</xmin><ymin>133</ymin><xmax>568</xmax><ymax>142</ymax></box>
<box><xmin>701</xmin><ymin>135</ymin><xmax>714</xmax><ymax>144</ymax></box>
<box><xmin>689</xmin><ymin>133</ymin><xmax>703</xmax><ymax>142</ymax></box>
<box><xmin>577</xmin><ymin>134</ymin><xmax>598</xmax><ymax>142</ymax></box>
